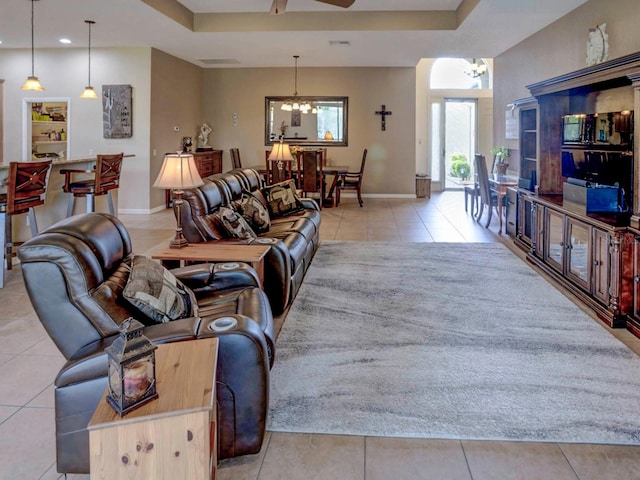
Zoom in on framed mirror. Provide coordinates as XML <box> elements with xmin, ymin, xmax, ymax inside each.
<box><xmin>265</xmin><ymin>96</ymin><xmax>348</xmax><ymax>146</ymax></box>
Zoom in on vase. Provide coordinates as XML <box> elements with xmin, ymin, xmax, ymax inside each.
<box><xmin>496</xmin><ymin>163</ymin><xmax>509</xmax><ymax>174</ymax></box>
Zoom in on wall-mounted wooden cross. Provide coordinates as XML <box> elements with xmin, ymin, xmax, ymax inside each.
<box><xmin>375</xmin><ymin>105</ymin><xmax>392</xmax><ymax>131</ymax></box>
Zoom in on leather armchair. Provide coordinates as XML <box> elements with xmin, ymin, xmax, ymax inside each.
<box><xmin>17</xmin><ymin>212</ymin><xmax>274</xmax><ymax>474</ymax></box>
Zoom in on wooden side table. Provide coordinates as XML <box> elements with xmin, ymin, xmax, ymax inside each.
<box><xmin>88</xmin><ymin>338</ymin><xmax>219</xmax><ymax>480</ymax></box>
<box><xmin>152</xmin><ymin>243</ymin><xmax>271</xmax><ymax>288</ymax></box>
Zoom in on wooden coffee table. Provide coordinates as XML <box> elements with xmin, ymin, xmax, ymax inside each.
<box><xmin>88</xmin><ymin>338</ymin><xmax>219</xmax><ymax>480</ymax></box>
<box><xmin>152</xmin><ymin>243</ymin><xmax>271</xmax><ymax>288</ymax></box>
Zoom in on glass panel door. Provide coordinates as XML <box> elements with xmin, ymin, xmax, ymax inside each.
<box><xmin>566</xmin><ymin>217</ymin><xmax>591</xmax><ymax>290</ymax></box>
<box><xmin>545</xmin><ymin>209</ymin><xmax>565</xmax><ymax>273</ymax></box>
<box><xmin>444</xmin><ymin>99</ymin><xmax>477</xmax><ymax>190</ymax></box>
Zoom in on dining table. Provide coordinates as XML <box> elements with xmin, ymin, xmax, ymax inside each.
<box><xmin>247</xmin><ymin>164</ymin><xmax>350</xmax><ymax>207</ymax></box>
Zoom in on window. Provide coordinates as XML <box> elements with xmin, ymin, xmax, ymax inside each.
<box><xmin>430</xmin><ymin>58</ymin><xmax>490</xmax><ymax>90</ymax></box>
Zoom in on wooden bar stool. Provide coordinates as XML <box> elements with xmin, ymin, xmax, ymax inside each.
<box><xmin>0</xmin><ymin>159</ymin><xmax>52</xmax><ymax>282</ymax></box>
<box><xmin>60</xmin><ymin>153</ymin><xmax>123</xmax><ymax>216</ymax></box>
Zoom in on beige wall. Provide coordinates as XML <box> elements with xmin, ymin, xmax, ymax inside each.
<box><xmin>494</xmin><ymin>0</ymin><xmax>640</xmax><ymax>173</ymax></box>
<box><xmin>0</xmin><ymin>47</ymin><xmax>153</xmax><ymax>215</ymax></box>
<box><xmin>202</xmin><ymin>67</ymin><xmax>417</xmax><ymax>195</ymax></box>
<box><xmin>149</xmin><ymin>49</ymin><xmax>203</xmax><ymax>209</ymax></box>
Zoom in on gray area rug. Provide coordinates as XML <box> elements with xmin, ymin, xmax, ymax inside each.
<box><xmin>268</xmin><ymin>242</ymin><xmax>640</xmax><ymax>444</ymax></box>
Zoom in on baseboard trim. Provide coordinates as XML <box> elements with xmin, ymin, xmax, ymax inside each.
<box><xmin>339</xmin><ymin>193</ymin><xmax>416</xmax><ymax>199</ymax></box>
<box><xmin>118</xmin><ymin>206</ymin><xmax>168</xmax><ymax>215</ymax></box>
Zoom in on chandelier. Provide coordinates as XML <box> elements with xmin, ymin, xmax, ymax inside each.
<box><xmin>465</xmin><ymin>58</ymin><xmax>487</xmax><ymax>78</ymax></box>
<box><xmin>281</xmin><ymin>55</ymin><xmax>312</xmax><ymax>114</ymax></box>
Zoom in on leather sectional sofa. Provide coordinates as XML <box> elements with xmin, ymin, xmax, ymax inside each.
<box><xmin>18</xmin><ymin>213</ymin><xmax>274</xmax><ymax>474</ymax></box>
<box><xmin>179</xmin><ymin>168</ymin><xmax>322</xmax><ymax>315</ymax></box>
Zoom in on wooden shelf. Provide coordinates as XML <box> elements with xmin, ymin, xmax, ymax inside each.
<box><xmin>33</xmin><ymin>121</ymin><xmax>66</xmax><ymax>125</ymax></box>
<box><xmin>33</xmin><ymin>141</ymin><xmax>66</xmax><ymax>145</ymax></box>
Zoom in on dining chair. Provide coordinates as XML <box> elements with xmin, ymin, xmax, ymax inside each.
<box><xmin>298</xmin><ymin>150</ymin><xmax>325</xmax><ymax>209</ymax></box>
<box><xmin>265</xmin><ymin>152</ymin><xmax>294</xmax><ymax>185</ymax></box>
<box><xmin>463</xmin><ymin>173</ymin><xmax>480</xmax><ymax>216</ymax></box>
<box><xmin>230</xmin><ymin>148</ymin><xmax>243</xmax><ymax>169</ymax></box>
<box><xmin>0</xmin><ymin>159</ymin><xmax>52</xmax><ymax>276</ymax></box>
<box><xmin>60</xmin><ymin>152</ymin><xmax>124</xmax><ymax>217</ymax></box>
<box><xmin>474</xmin><ymin>153</ymin><xmax>499</xmax><ymax>228</ymax></box>
<box><xmin>336</xmin><ymin>148</ymin><xmax>367</xmax><ymax>207</ymax></box>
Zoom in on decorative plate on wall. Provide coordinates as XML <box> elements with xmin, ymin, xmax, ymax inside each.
<box><xmin>586</xmin><ymin>23</ymin><xmax>609</xmax><ymax>67</ymax></box>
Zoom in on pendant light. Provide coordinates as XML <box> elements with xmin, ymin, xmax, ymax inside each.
<box><xmin>80</xmin><ymin>20</ymin><xmax>98</xmax><ymax>99</ymax></box>
<box><xmin>281</xmin><ymin>55</ymin><xmax>312</xmax><ymax>114</ymax></box>
<box><xmin>22</xmin><ymin>0</ymin><xmax>44</xmax><ymax>91</ymax></box>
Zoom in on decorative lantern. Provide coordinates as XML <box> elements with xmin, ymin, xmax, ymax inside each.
<box><xmin>105</xmin><ymin>318</ymin><xmax>158</xmax><ymax>416</ymax></box>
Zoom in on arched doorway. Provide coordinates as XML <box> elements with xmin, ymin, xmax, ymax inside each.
<box><xmin>429</xmin><ymin>58</ymin><xmax>492</xmax><ymax>190</ymax></box>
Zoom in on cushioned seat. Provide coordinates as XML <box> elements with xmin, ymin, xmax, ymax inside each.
<box><xmin>180</xmin><ymin>168</ymin><xmax>321</xmax><ymax>315</ymax></box>
<box><xmin>18</xmin><ymin>212</ymin><xmax>274</xmax><ymax>474</ymax></box>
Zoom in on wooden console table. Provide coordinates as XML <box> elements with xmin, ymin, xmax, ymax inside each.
<box><xmin>88</xmin><ymin>338</ymin><xmax>219</xmax><ymax>480</ymax></box>
<box><xmin>152</xmin><ymin>243</ymin><xmax>271</xmax><ymax>288</ymax></box>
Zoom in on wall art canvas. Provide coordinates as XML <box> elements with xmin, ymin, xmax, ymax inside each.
<box><xmin>102</xmin><ymin>84</ymin><xmax>132</xmax><ymax>138</ymax></box>
<box><xmin>291</xmin><ymin>109</ymin><xmax>301</xmax><ymax>127</ymax></box>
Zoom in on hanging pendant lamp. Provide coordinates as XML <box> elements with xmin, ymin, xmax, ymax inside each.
<box><xmin>22</xmin><ymin>0</ymin><xmax>44</xmax><ymax>91</ymax></box>
<box><xmin>80</xmin><ymin>20</ymin><xmax>98</xmax><ymax>99</ymax></box>
<box><xmin>281</xmin><ymin>55</ymin><xmax>312</xmax><ymax>113</ymax></box>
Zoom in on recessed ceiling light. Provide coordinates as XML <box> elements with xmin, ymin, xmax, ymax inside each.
<box><xmin>59</xmin><ymin>38</ymin><xmax>72</xmax><ymax>44</ymax></box>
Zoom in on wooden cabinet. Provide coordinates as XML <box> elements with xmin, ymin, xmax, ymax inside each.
<box><xmin>165</xmin><ymin>151</ymin><xmax>223</xmax><ymax>208</ymax></box>
<box><xmin>515</xmin><ymin>191</ymin><xmax>534</xmax><ymax>249</ymax></box>
<box><xmin>505</xmin><ymin>187</ymin><xmax>517</xmax><ymax>237</ymax></box>
<box><xmin>88</xmin><ymin>339</ymin><xmax>218</xmax><ymax>480</ymax></box>
<box><xmin>625</xmin><ymin>230</ymin><xmax>640</xmax><ymax>337</ymax></box>
<box><xmin>526</xmin><ymin>196</ymin><xmax>632</xmax><ymax>328</ymax></box>
<box><xmin>193</xmin><ymin>150</ymin><xmax>223</xmax><ymax>178</ymax></box>
<box><xmin>516</xmin><ymin>98</ymin><xmax>538</xmax><ymax>192</ymax></box>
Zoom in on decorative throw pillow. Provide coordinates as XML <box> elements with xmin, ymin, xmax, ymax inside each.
<box><xmin>215</xmin><ymin>205</ymin><xmax>257</xmax><ymax>239</ymax></box>
<box><xmin>262</xmin><ymin>179</ymin><xmax>304</xmax><ymax>218</ymax></box>
<box><xmin>233</xmin><ymin>190</ymin><xmax>271</xmax><ymax>234</ymax></box>
<box><xmin>123</xmin><ymin>255</ymin><xmax>198</xmax><ymax>324</ymax></box>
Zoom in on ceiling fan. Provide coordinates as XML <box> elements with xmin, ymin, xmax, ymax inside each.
<box><xmin>270</xmin><ymin>0</ymin><xmax>356</xmax><ymax>15</ymax></box>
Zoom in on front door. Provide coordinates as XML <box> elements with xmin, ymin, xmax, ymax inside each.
<box><xmin>430</xmin><ymin>98</ymin><xmax>478</xmax><ymax>191</ymax></box>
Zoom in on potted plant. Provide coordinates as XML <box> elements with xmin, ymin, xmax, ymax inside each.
<box><xmin>492</xmin><ymin>146</ymin><xmax>510</xmax><ymax>174</ymax></box>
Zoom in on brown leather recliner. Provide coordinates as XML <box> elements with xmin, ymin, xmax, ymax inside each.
<box><xmin>17</xmin><ymin>212</ymin><xmax>274</xmax><ymax>475</ymax></box>
<box><xmin>180</xmin><ymin>168</ymin><xmax>321</xmax><ymax>315</ymax></box>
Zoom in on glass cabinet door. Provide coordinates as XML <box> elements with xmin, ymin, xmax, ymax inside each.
<box><xmin>544</xmin><ymin>209</ymin><xmax>565</xmax><ymax>273</ymax></box>
<box><xmin>566</xmin><ymin>217</ymin><xmax>591</xmax><ymax>290</ymax></box>
<box><xmin>592</xmin><ymin>228</ymin><xmax>610</xmax><ymax>303</ymax></box>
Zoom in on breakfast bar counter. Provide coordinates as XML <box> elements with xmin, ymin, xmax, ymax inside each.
<box><xmin>1</xmin><ymin>155</ymin><xmax>133</xmax><ymax>283</ymax></box>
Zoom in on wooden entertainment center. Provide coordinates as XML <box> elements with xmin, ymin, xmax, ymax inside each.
<box><xmin>512</xmin><ymin>52</ymin><xmax>640</xmax><ymax>334</ymax></box>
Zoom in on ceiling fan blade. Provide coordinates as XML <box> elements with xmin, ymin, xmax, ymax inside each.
<box><xmin>315</xmin><ymin>0</ymin><xmax>356</xmax><ymax>7</ymax></box>
<box><xmin>270</xmin><ymin>0</ymin><xmax>288</xmax><ymax>15</ymax></box>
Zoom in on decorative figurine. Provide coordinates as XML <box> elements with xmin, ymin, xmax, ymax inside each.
<box><xmin>197</xmin><ymin>123</ymin><xmax>212</xmax><ymax>150</ymax></box>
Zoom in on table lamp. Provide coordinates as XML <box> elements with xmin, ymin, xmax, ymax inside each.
<box><xmin>153</xmin><ymin>152</ymin><xmax>204</xmax><ymax>248</ymax></box>
<box><xmin>268</xmin><ymin>140</ymin><xmax>294</xmax><ymax>179</ymax></box>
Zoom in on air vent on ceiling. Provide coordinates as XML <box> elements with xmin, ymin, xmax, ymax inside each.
<box><xmin>199</xmin><ymin>59</ymin><xmax>241</xmax><ymax>65</ymax></box>
<box><xmin>329</xmin><ymin>40</ymin><xmax>351</xmax><ymax>47</ymax></box>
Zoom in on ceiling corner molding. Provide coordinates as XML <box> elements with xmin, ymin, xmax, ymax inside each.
<box><xmin>141</xmin><ymin>0</ymin><xmax>195</xmax><ymax>31</ymax></box>
<box><xmin>194</xmin><ymin>11</ymin><xmax>457</xmax><ymax>33</ymax></box>
<box><xmin>456</xmin><ymin>0</ymin><xmax>480</xmax><ymax>25</ymax></box>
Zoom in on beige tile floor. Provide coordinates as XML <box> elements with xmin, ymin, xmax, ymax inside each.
<box><xmin>2</xmin><ymin>192</ymin><xmax>640</xmax><ymax>479</ymax></box>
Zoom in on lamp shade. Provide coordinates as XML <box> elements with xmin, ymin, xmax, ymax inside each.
<box><xmin>153</xmin><ymin>153</ymin><xmax>204</xmax><ymax>189</ymax></box>
<box><xmin>268</xmin><ymin>142</ymin><xmax>294</xmax><ymax>162</ymax></box>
